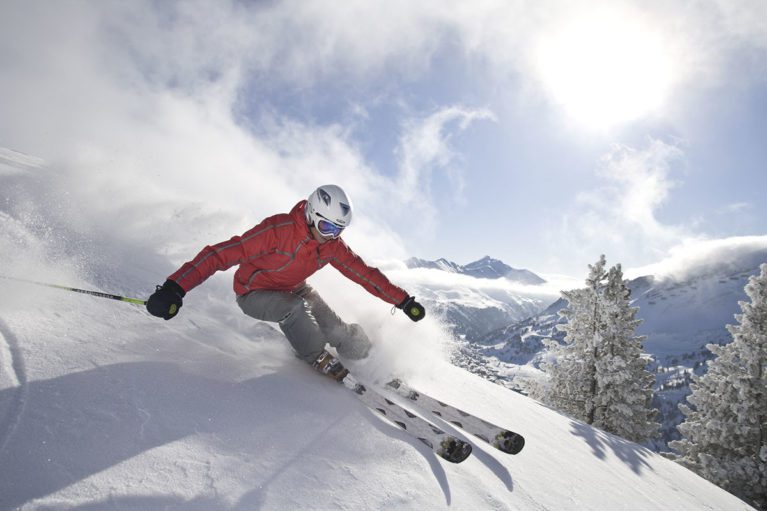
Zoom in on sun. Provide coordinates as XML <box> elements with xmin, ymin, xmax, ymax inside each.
<box><xmin>534</xmin><ymin>11</ymin><xmax>675</xmax><ymax>130</ymax></box>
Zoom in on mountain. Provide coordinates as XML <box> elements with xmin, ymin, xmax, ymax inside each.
<box><xmin>0</xmin><ymin>273</ymin><xmax>754</xmax><ymax>510</ymax></box>
<box><xmin>414</xmin><ymin>285</ymin><xmax>548</xmax><ymax>341</ymax></box>
<box><xmin>400</xmin><ymin>257</ymin><xmax>553</xmax><ymax>341</ymax></box>
<box><xmin>405</xmin><ymin>257</ymin><xmax>463</xmax><ymax>273</ymax></box>
<box><xmin>401</xmin><ymin>256</ymin><xmax>552</xmax><ymax>341</ymax></box>
<box><xmin>406</xmin><ymin>256</ymin><xmax>546</xmax><ymax>285</ymax></box>
<box><xmin>454</xmin><ymin>244</ymin><xmax>767</xmax><ymax>451</ymax></box>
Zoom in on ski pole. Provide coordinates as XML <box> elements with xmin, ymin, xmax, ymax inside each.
<box><xmin>0</xmin><ymin>275</ymin><xmax>147</xmax><ymax>306</ymax></box>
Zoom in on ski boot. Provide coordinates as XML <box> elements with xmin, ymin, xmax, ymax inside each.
<box><xmin>312</xmin><ymin>350</ymin><xmax>349</xmax><ymax>382</ymax></box>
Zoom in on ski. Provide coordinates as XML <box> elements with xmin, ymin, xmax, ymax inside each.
<box><xmin>311</xmin><ymin>350</ymin><xmax>472</xmax><ymax>463</ymax></box>
<box><xmin>383</xmin><ymin>379</ymin><xmax>525</xmax><ymax>455</ymax></box>
<box><xmin>340</xmin><ymin>374</ymin><xmax>473</xmax><ymax>464</ymax></box>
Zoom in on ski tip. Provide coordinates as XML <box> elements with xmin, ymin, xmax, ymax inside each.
<box><xmin>495</xmin><ymin>431</ymin><xmax>525</xmax><ymax>455</ymax></box>
<box><xmin>440</xmin><ymin>438</ymin><xmax>473</xmax><ymax>463</ymax></box>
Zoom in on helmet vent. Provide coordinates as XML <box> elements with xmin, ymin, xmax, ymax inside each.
<box><xmin>318</xmin><ymin>189</ymin><xmax>332</xmax><ymax>206</ymax></box>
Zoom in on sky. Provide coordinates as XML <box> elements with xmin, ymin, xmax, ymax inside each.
<box><xmin>1</xmin><ymin>0</ymin><xmax>766</xmax><ymax>280</ymax></box>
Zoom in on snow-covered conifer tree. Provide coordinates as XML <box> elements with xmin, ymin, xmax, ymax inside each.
<box><xmin>671</xmin><ymin>264</ymin><xmax>767</xmax><ymax>509</ymax></box>
<box><xmin>593</xmin><ymin>264</ymin><xmax>659</xmax><ymax>443</ymax></box>
<box><xmin>544</xmin><ymin>256</ymin><xmax>659</xmax><ymax>444</ymax></box>
<box><xmin>543</xmin><ymin>255</ymin><xmax>607</xmax><ymax>422</ymax></box>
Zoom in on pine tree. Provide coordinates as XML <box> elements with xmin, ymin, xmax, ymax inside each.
<box><xmin>543</xmin><ymin>255</ymin><xmax>607</xmax><ymax>423</ymax></box>
<box><xmin>543</xmin><ymin>256</ymin><xmax>658</xmax><ymax>444</ymax></box>
<box><xmin>592</xmin><ymin>264</ymin><xmax>659</xmax><ymax>443</ymax></box>
<box><xmin>671</xmin><ymin>264</ymin><xmax>767</xmax><ymax>509</ymax></box>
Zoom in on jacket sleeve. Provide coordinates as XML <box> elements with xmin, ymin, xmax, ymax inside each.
<box><xmin>329</xmin><ymin>240</ymin><xmax>409</xmax><ymax>306</ymax></box>
<box><xmin>168</xmin><ymin>219</ymin><xmax>278</xmax><ymax>293</ymax></box>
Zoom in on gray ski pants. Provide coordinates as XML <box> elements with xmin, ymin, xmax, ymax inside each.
<box><xmin>236</xmin><ymin>284</ymin><xmax>372</xmax><ymax>363</ymax></box>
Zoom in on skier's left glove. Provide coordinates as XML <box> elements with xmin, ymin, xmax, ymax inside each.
<box><xmin>146</xmin><ymin>279</ymin><xmax>185</xmax><ymax>320</ymax></box>
<box><xmin>398</xmin><ymin>296</ymin><xmax>425</xmax><ymax>322</ymax></box>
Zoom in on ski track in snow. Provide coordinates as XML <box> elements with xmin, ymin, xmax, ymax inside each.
<box><xmin>0</xmin><ymin>317</ymin><xmax>28</xmax><ymax>457</ymax></box>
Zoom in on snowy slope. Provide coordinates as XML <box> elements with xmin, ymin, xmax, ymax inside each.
<box><xmin>0</xmin><ymin>274</ymin><xmax>754</xmax><ymax>510</ymax></box>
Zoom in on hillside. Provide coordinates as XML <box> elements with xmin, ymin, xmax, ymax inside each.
<box><xmin>0</xmin><ymin>270</ymin><xmax>753</xmax><ymax>510</ymax></box>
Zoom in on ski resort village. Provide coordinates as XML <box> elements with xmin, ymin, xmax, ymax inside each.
<box><xmin>1</xmin><ymin>1</ymin><xmax>766</xmax><ymax>510</ymax></box>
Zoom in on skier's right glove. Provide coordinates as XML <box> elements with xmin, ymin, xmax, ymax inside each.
<box><xmin>146</xmin><ymin>279</ymin><xmax>185</xmax><ymax>320</ymax></box>
<box><xmin>398</xmin><ymin>296</ymin><xmax>425</xmax><ymax>322</ymax></box>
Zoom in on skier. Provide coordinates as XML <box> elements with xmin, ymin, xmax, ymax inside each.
<box><xmin>146</xmin><ymin>184</ymin><xmax>425</xmax><ymax>380</ymax></box>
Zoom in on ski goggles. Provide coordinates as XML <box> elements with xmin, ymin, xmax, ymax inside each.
<box><xmin>316</xmin><ymin>218</ymin><xmax>344</xmax><ymax>238</ymax></box>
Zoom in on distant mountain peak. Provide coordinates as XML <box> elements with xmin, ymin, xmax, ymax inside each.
<box><xmin>405</xmin><ymin>256</ymin><xmax>546</xmax><ymax>285</ymax></box>
<box><xmin>405</xmin><ymin>257</ymin><xmax>461</xmax><ymax>273</ymax></box>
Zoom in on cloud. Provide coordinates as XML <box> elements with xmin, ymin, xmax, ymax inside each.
<box><xmin>395</xmin><ymin>106</ymin><xmax>495</xmax><ymax>210</ymax></box>
<box><xmin>711</xmin><ymin>0</ymin><xmax>767</xmax><ymax>52</ymax></box>
<box><xmin>43</xmin><ymin>1</ymin><xmax>761</xmax><ymax>121</ymax></box>
<box><xmin>626</xmin><ymin>235</ymin><xmax>767</xmax><ymax>280</ymax></box>
<box><xmin>0</xmin><ymin>5</ymin><xmax>341</xmax><ymax>301</ymax></box>
<box><xmin>594</xmin><ymin>140</ymin><xmax>685</xmax><ymax>239</ymax></box>
<box><xmin>375</xmin><ymin>261</ymin><xmax>574</xmax><ymax>300</ymax></box>
<box><xmin>717</xmin><ymin>202</ymin><xmax>753</xmax><ymax>215</ymax></box>
<box><xmin>0</xmin><ymin>2</ymin><xmax>494</xmax><ymax>255</ymax></box>
<box><xmin>554</xmin><ymin>139</ymin><xmax>691</xmax><ymax>270</ymax></box>
<box><xmin>1</xmin><ymin>0</ymin><xmax>765</xmax><ymax>283</ymax></box>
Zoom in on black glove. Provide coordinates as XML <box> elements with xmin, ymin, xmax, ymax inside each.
<box><xmin>398</xmin><ymin>296</ymin><xmax>425</xmax><ymax>322</ymax></box>
<box><xmin>146</xmin><ymin>279</ymin><xmax>185</xmax><ymax>320</ymax></box>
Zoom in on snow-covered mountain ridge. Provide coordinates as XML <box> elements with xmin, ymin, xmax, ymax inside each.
<box><xmin>406</xmin><ymin>256</ymin><xmax>546</xmax><ymax>285</ymax></box>
<box><xmin>397</xmin><ymin>256</ymin><xmax>554</xmax><ymax>341</ymax></box>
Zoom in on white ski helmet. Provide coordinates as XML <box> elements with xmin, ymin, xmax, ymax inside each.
<box><xmin>306</xmin><ymin>185</ymin><xmax>353</xmax><ymax>237</ymax></box>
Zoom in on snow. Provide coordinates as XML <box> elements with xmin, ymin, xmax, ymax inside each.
<box><xmin>0</xmin><ymin>275</ymin><xmax>754</xmax><ymax>509</ymax></box>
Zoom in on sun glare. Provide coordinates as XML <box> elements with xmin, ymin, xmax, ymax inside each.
<box><xmin>535</xmin><ymin>12</ymin><xmax>675</xmax><ymax>130</ymax></box>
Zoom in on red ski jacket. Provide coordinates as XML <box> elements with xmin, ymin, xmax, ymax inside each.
<box><xmin>168</xmin><ymin>201</ymin><xmax>409</xmax><ymax>305</ymax></box>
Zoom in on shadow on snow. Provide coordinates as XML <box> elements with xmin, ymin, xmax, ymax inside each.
<box><xmin>569</xmin><ymin>420</ymin><xmax>654</xmax><ymax>475</ymax></box>
<box><xmin>0</xmin><ymin>361</ymin><xmax>458</xmax><ymax>509</ymax></box>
